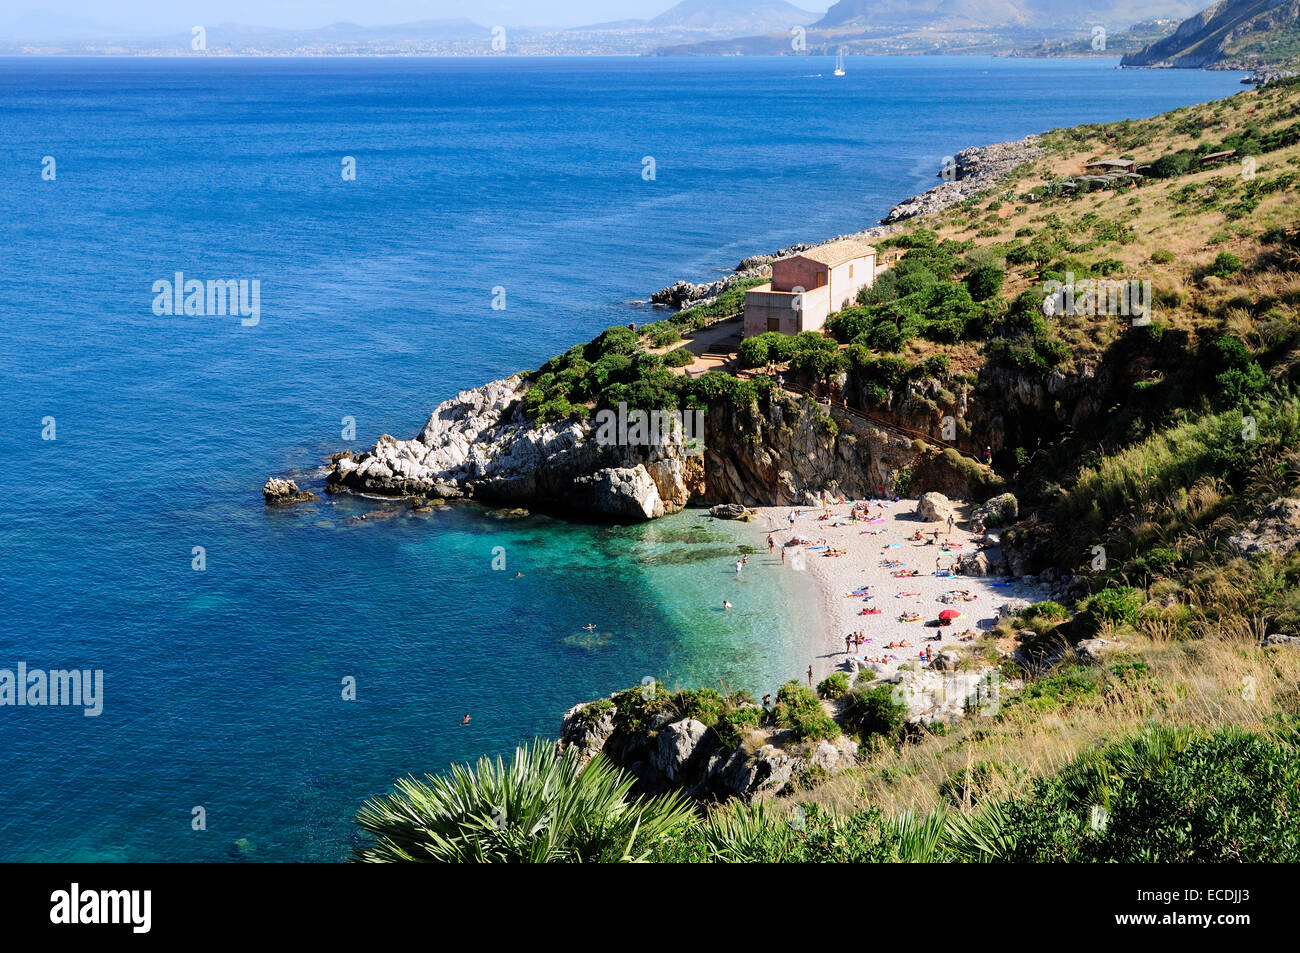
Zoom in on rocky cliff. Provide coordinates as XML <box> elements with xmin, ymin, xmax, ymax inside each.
<box><xmin>318</xmin><ymin>372</ymin><xmax>1005</xmax><ymax>520</ymax></box>
<box><xmin>1120</xmin><ymin>0</ymin><xmax>1300</xmax><ymax>70</ymax></box>
<box><xmin>883</xmin><ymin>136</ymin><xmax>1045</xmax><ymax>224</ymax></box>
<box><xmin>557</xmin><ymin>695</ymin><xmax>859</xmax><ymax>803</ymax></box>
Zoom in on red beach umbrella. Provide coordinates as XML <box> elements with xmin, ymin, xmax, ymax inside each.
<box><xmin>938</xmin><ymin>609</ymin><xmax>961</xmax><ymax>621</ymax></box>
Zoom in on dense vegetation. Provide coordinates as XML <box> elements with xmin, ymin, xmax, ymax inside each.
<box><xmin>355</xmin><ymin>725</ymin><xmax>1300</xmax><ymax>862</ymax></box>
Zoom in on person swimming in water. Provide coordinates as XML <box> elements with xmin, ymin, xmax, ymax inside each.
<box><xmin>723</xmin><ymin>600</ymin><xmax>733</xmax><ymax>610</ymax></box>
<box><xmin>460</xmin><ymin>714</ymin><xmax>471</xmax><ymax>726</ymax></box>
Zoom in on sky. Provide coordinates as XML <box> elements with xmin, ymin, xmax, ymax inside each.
<box><xmin>1</xmin><ymin>1</ymin><xmax>833</xmax><ymax>36</ymax></box>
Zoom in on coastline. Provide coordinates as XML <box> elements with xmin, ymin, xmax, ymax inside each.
<box><xmin>651</xmin><ymin>134</ymin><xmax>1046</xmax><ymax>310</ymax></box>
<box><xmin>744</xmin><ymin>500</ymin><xmax>1045</xmax><ymax>688</ymax></box>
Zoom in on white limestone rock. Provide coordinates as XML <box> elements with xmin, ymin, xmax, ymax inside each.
<box><xmin>916</xmin><ymin>491</ymin><xmax>955</xmax><ymax>523</ymax></box>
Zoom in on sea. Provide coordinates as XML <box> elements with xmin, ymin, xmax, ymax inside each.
<box><xmin>0</xmin><ymin>55</ymin><xmax>1243</xmax><ymax>861</ymax></box>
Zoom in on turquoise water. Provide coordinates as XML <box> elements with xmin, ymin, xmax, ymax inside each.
<box><xmin>0</xmin><ymin>55</ymin><xmax>1244</xmax><ymax>861</ymax></box>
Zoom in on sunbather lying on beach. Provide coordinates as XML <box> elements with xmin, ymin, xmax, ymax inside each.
<box><xmin>898</xmin><ymin>613</ymin><xmax>921</xmax><ymax>624</ymax></box>
<box><xmin>892</xmin><ymin>569</ymin><xmax>919</xmax><ymax>578</ymax></box>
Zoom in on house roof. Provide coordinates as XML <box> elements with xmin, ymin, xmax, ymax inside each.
<box><xmin>1085</xmin><ymin>158</ymin><xmax>1135</xmax><ymax>168</ymax></box>
<box><xmin>789</xmin><ymin>237</ymin><xmax>877</xmax><ymax>267</ymax></box>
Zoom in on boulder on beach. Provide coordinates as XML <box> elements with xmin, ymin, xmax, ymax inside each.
<box><xmin>931</xmin><ymin>651</ymin><xmax>959</xmax><ymax>671</ymax></box>
<box><xmin>710</xmin><ymin>503</ymin><xmax>750</xmax><ymax>520</ymax></box>
<box><xmin>916</xmin><ymin>491</ymin><xmax>955</xmax><ymax>523</ymax></box>
<box><xmin>973</xmin><ymin>492</ymin><xmax>1018</xmax><ymax>527</ymax></box>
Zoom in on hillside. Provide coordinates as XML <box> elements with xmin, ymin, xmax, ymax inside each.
<box><xmin>815</xmin><ymin>0</ymin><xmax>1203</xmax><ymax>29</ymax></box>
<box><xmin>1122</xmin><ymin>0</ymin><xmax>1300</xmax><ymax>69</ymax></box>
<box><xmin>650</xmin><ymin>0</ymin><xmax>819</xmax><ymax>31</ymax></box>
<box><xmin>345</xmin><ymin>78</ymin><xmax>1300</xmax><ymax>861</ymax></box>
<box><xmin>655</xmin><ymin>0</ymin><xmax>1200</xmax><ymax>55</ymax></box>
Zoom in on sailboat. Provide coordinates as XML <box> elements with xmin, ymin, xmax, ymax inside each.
<box><xmin>833</xmin><ymin>51</ymin><xmax>846</xmax><ymax>77</ymax></box>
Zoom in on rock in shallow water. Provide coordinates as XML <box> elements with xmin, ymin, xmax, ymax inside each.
<box><xmin>262</xmin><ymin>477</ymin><xmax>317</xmax><ymax>506</ymax></box>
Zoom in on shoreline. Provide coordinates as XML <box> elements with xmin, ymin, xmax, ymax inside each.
<box><xmin>745</xmin><ymin>500</ymin><xmax>1045</xmax><ymax>688</ymax></box>
<box><xmin>650</xmin><ymin>134</ymin><xmax>1046</xmax><ymax>310</ymax></box>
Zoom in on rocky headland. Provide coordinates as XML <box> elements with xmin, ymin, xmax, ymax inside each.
<box><xmin>881</xmin><ymin>136</ymin><xmax>1046</xmax><ymax>224</ymax></box>
<box><xmin>315</xmin><ymin>373</ymin><xmax>1006</xmax><ymax>521</ymax></box>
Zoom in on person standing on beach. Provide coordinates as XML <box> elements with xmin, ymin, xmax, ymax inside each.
<box><xmin>947</xmin><ymin>514</ymin><xmax>954</xmax><ymax>533</ymax></box>
<box><xmin>807</xmin><ymin>665</ymin><xmax>814</xmax><ymax>686</ymax></box>
<box><xmin>845</xmin><ymin>634</ymin><xmax>853</xmax><ymax>655</ymax></box>
<box><xmin>767</xmin><ymin>534</ymin><xmax>775</xmax><ymax>554</ymax></box>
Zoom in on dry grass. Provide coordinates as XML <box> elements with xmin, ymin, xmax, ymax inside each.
<box><xmin>789</xmin><ymin>630</ymin><xmax>1300</xmax><ymax>817</ymax></box>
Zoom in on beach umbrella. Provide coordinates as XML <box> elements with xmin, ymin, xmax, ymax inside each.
<box><xmin>938</xmin><ymin>609</ymin><xmax>961</xmax><ymax>621</ymax></box>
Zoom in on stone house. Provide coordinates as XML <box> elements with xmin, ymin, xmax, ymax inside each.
<box><xmin>743</xmin><ymin>237</ymin><xmax>876</xmax><ymax>337</ymax></box>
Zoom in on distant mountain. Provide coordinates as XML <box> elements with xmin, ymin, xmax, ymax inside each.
<box><xmin>1121</xmin><ymin>0</ymin><xmax>1300</xmax><ymax>68</ymax></box>
<box><xmin>654</xmin><ymin>0</ymin><xmax>1198</xmax><ymax>55</ymax></box>
<box><xmin>814</xmin><ymin>0</ymin><xmax>1205</xmax><ymax>30</ymax></box>
<box><xmin>203</xmin><ymin>19</ymin><xmax>490</xmax><ymax>48</ymax></box>
<box><xmin>650</xmin><ymin>0</ymin><xmax>820</xmax><ymax>31</ymax></box>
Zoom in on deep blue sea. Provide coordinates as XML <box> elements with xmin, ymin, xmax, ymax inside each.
<box><xmin>0</xmin><ymin>55</ymin><xmax>1242</xmax><ymax>861</ymax></box>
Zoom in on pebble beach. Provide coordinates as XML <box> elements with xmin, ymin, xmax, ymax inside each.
<box><xmin>748</xmin><ymin>499</ymin><xmax>1041</xmax><ymax>686</ymax></box>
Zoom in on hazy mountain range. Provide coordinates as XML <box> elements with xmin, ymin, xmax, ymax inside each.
<box><xmin>0</xmin><ymin>0</ymin><xmax>1229</xmax><ymax>56</ymax></box>
<box><xmin>1122</xmin><ymin>0</ymin><xmax>1300</xmax><ymax>69</ymax></box>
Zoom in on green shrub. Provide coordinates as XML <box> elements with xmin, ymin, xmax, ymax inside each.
<box><xmin>817</xmin><ymin>672</ymin><xmax>851</xmax><ymax>700</ymax></box>
<box><xmin>663</xmin><ymin>347</ymin><xmax>696</xmax><ymax>367</ymax></box>
<box><xmin>585</xmin><ymin>325</ymin><xmax>641</xmax><ymax>361</ymax></box>
<box><xmin>1078</xmin><ymin>587</ymin><xmax>1143</xmax><ymax>632</ymax></box>
<box><xmin>1021</xmin><ymin>601</ymin><xmax>1071</xmax><ymax>623</ymax></box>
<box><xmin>771</xmin><ymin>680</ymin><xmax>838</xmax><ymax>740</ymax></box>
<box><xmin>737</xmin><ymin>331</ymin><xmax>799</xmax><ymax>368</ymax></box>
<box><xmin>644</xmin><ymin>322</ymin><xmax>682</xmax><ymax>348</ymax></box>
<box><xmin>791</xmin><ymin>708</ymin><xmax>841</xmax><ymax>742</ymax></box>
<box><xmin>966</xmin><ymin>264</ymin><xmax>1005</xmax><ymax>301</ymax></box>
<box><xmin>1207</xmin><ymin>251</ymin><xmax>1243</xmax><ymax>278</ymax></box>
<box><xmin>841</xmin><ymin>685</ymin><xmax>908</xmax><ymax>743</ymax></box>
<box><xmin>989</xmin><ymin>728</ymin><xmax>1300</xmax><ymax>862</ymax></box>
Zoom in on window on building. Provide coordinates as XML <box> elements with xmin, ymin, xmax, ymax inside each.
<box><xmin>767</xmin><ymin>318</ymin><xmax>780</xmax><ymax>333</ymax></box>
<box><xmin>849</xmin><ymin>264</ymin><xmax>854</xmax><ymax>279</ymax></box>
